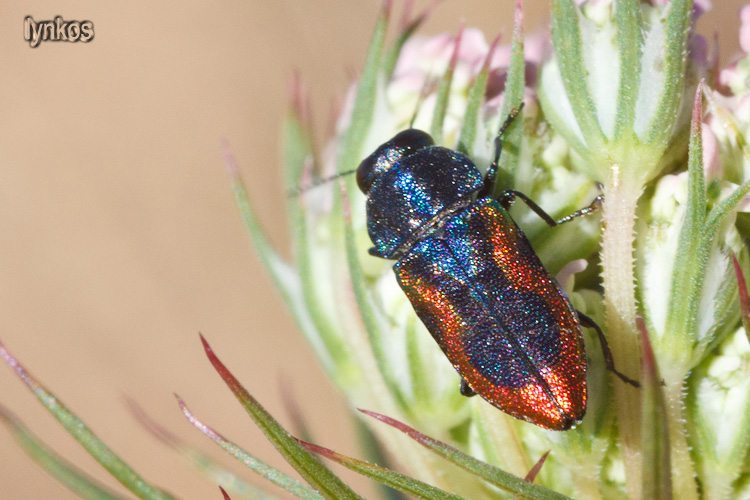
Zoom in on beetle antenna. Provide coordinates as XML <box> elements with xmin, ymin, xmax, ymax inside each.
<box><xmin>288</xmin><ymin>169</ymin><xmax>357</xmax><ymax>197</ymax></box>
<box><xmin>492</xmin><ymin>102</ymin><xmax>525</xmax><ymax>166</ymax></box>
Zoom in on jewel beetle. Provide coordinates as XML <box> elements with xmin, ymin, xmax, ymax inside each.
<box><xmin>356</xmin><ymin>108</ymin><xmax>636</xmax><ymax>430</ymax></box>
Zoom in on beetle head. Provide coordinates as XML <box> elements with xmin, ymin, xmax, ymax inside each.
<box><xmin>356</xmin><ymin>129</ymin><xmax>434</xmax><ymax>194</ymax></box>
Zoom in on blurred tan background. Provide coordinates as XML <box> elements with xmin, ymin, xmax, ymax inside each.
<box><xmin>0</xmin><ymin>1</ymin><xmax>744</xmax><ymax>499</ymax></box>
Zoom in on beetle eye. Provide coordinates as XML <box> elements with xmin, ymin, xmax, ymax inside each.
<box><xmin>356</xmin><ymin>155</ymin><xmax>377</xmax><ymax>193</ymax></box>
<box><xmin>392</xmin><ymin>129</ymin><xmax>434</xmax><ymax>153</ymax></box>
<box><xmin>356</xmin><ymin>129</ymin><xmax>434</xmax><ymax>194</ymax></box>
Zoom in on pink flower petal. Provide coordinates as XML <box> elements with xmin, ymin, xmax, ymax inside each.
<box><xmin>741</xmin><ymin>5</ymin><xmax>750</xmax><ymax>53</ymax></box>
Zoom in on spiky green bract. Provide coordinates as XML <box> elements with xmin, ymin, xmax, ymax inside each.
<box><xmin>199</xmin><ymin>335</ymin><xmax>363</xmax><ymax>500</ymax></box>
<box><xmin>126</xmin><ymin>397</ymin><xmax>308</xmax><ymax>500</ymax></box>
<box><xmin>0</xmin><ymin>406</ymin><xmax>129</xmax><ymax>500</ymax></box>
<box><xmin>0</xmin><ymin>340</ymin><xmax>176</xmax><ymax>500</ymax></box>
<box><xmin>298</xmin><ymin>439</ymin><xmax>465</xmax><ymax>500</ymax></box>
<box><xmin>360</xmin><ymin>409</ymin><xmax>571</xmax><ymax>500</ymax></box>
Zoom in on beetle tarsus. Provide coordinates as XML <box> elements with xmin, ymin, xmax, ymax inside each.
<box><xmin>460</xmin><ymin>379</ymin><xmax>476</xmax><ymax>397</ymax></box>
<box><xmin>577</xmin><ymin>311</ymin><xmax>640</xmax><ymax>388</ymax></box>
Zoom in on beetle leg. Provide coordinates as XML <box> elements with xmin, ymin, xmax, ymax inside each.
<box><xmin>499</xmin><ymin>190</ymin><xmax>603</xmax><ymax>226</ymax></box>
<box><xmin>577</xmin><ymin>311</ymin><xmax>640</xmax><ymax>387</ymax></box>
<box><xmin>478</xmin><ymin>104</ymin><xmax>525</xmax><ymax>198</ymax></box>
<box><xmin>460</xmin><ymin>379</ymin><xmax>477</xmax><ymax>397</ymax></box>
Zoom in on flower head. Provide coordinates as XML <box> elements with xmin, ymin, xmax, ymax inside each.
<box><xmin>235</xmin><ymin>1</ymin><xmax>750</xmax><ymax>498</ymax></box>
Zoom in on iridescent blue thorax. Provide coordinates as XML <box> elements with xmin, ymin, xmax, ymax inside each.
<box><xmin>357</xmin><ymin>129</ymin><xmax>483</xmax><ymax>259</ymax></box>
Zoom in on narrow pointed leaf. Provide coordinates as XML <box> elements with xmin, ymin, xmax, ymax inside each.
<box><xmin>298</xmin><ymin>439</ymin><xmax>466</xmax><ymax>500</ymax></box>
<box><xmin>550</xmin><ymin>0</ymin><xmax>604</xmax><ymax>152</ymax></box>
<box><xmin>220</xmin><ymin>487</ymin><xmax>232</xmax><ymax>500</ymax></box>
<box><xmin>612</xmin><ymin>0</ymin><xmax>643</xmax><ymax>139</ymax></box>
<box><xmin>664</xmin><ymin>84</ymin><xmax>707</xmax><ymax>346</ymax></box>
<box><xmin>664</xmin><ymin>82</ymin><xmax>750</xmax><ymax>349</ymax></box>
<box><xmin>638</xmin><ymin>319</ymin><xmax>671</xmax><ymax>500</ymax></box>
<box><xmin>199</xmin><ymin>335</ymin><xmax>363</xmax><ymax>500</ymax></box>
<box><xmin>383</xmin><ymin>1</ymin><xmax>439</xmax><ymax>80</ymax></box>
<box><xmin>430</xmin><ymin>26</ymin><xmax>463</xmax><ymax>144</ymax></box>
<box><xmin>524</xmin><ymin>452</ymin><xmax>549</xmax><ymax>483</ymax></box>
<box><xmin>457</xmin><ymin>35</ymin><xmax>500</xmax><ymax>156</ymax></box>
<box><xmin>537</xmin><ymin>68</ymin><xmax>588</xmax><ymax>155</ymax></box>
<box><xmin>493</xmin><ymin>0</ymin><xmax>525</xmax><ymax>194</ymax></box>
<box><xmin>289</xmin><ymin>179</ymin><xmax>351</xmax><ymax>377</ymax></box>
<box><xmin>353</xmin><ymin>416</ymin><xmax>408</xmax><ymax>500</ymax></box>
<box><xmin>0</xmin><ymin>406</ymin><xmax>129</xmax><ymax>500</ymax></box>
<box><xmin>705</xmin><ymin>178</ymin><xmax>750</xmax><ymax>239</ymax></box>
<box><xmin>0</xmin><ymin>339</ymin><xmax>176</xmax><ymax>500</ymax></box>
<box><xmin>340</xmin><ymin>184</ymin><xmax>408</xmax><ymax>411</ymax></box>
<box><xmin>337</xmin><ymin>2</ymin><xmax>389</xmax><ymax>177</ymax></box>
<box><xmin>284</xmin><ymin>75</ymin><xmax>314</xmax><ymax>190</ymax></box>
<box><xmin>359</xmin><ymin>409</ymin><xmax>571</xmax><ymax>500</ymax></box>
<box><xmin>228</xmin><ymin>146</ymin><xmax>345</xmax><ymax>376</ymax></box>
<box><xmin>645</xmin><ymin>0</ymin><xmax>692</xmax><ymax>146</ymax></box>
<box><xmin>127</xmin><ymin>399</ymin><xmax>293</xmax><ymax>500</ymax></box>
<box><xmin>175</xmin><ymin>397</ymin><xmax>321</xmax><ymax>500</ymax></box>
<box><xmin>225</xmin><ymin>142</ymin><xmax>290</xmax><ymax>284</ymax></box>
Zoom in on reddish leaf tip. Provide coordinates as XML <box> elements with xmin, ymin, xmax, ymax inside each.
<box><xmin>296</xmin><ymin>438</ymin><xmax>338</xmax><ymax>461</ymax></box>
<box><xmin>220</xmin><ymin>141</ymin><xmax>239</xmax><ymax>177</ymax></box>
<box><xmin>398</xmin><ymin>0</ymin><xmax>415</xmax><ymax>31</ymax></box>
<box><xmin>402</xmin><ymin>0</ymin><xmax>444</xmax><ymax>32</ymax></box>
<box><xmin>199</xmin><ymin>333</ymin><xmax>214</xmax><ymax>357</ymax></box>
<box><xmin>514</xmin><ymin>0</ymin><xmax>524</xmax><ymax>32</ymax></box>
<box><xmin>174</xmin><ymin>393</ymin><xmax>186</xmax><ymax>407</ymax></box>
<box><xmin>447</xmin><ymin>24</ymin><xmax>465</xmax><ymax>71</ymax></box>
<box><xmin>483</xmin><ymin>33</ymin><xmax>503</xmax><ymax>71</ymax></box>
<box><xmin>524</xmin><ymin>451</ymin><xmax>549</xmax><ymax>483</ymax></box>
<box><xmin>287</xmin><ymin>70</ymin><xmax>311</xmax><ymax>127</ymax></box>
<box><xmin>358</xmin><ymin>408</ymin><xmax>428</xmax><ymax>443</ymax></box>
<box><xmin>125</xmin><ymin>396</ymin><xmax>177</xmax><ymax>446</ymax></box>
<box><xmin>219</xmin><ymin>486</ymin><xmax>232</xmax><ymax>500</ymax></box>
<box><xmin>637</xmin><ymin>317</ymin><xmax>658</xmax><ymax>381</ymax></box>
<box><xmin>382</xmin><ymin>0</ymin><xmax>393</xmax><ymax>19</ymax></box>
<box><xmin>0</xmin><ymin>339</ymin><xmax>35</xmax><ymax>390</ymax></box>
<box><xmin>0</xmin><ymin>403</ymin><xmax>17</xmax><ymax>426</ymax></box>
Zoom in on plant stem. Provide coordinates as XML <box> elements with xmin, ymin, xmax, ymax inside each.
<box><xmin>600</xmin><ymin>166</ymin><xmax>642</xmax><ymax>500</ymax></box>
<box><xmin>665</xmin><ymin>381</ymin><xmax>699</xmax><ymax>500</ymax></box>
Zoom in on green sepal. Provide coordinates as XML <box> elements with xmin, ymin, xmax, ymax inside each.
<box><xmin>549</xmin><ymin>0</ymin><xmax>604</xmax><ymax>155</ymax></box>
<box><xmin>645</xmin><ymin>0</ymin><xmax>693</xmax><ymax>148</ymax></box>
<box><xmin>612</xmin><ymin>0</ymin><xmax>643</xmax><ymax>141</ymax></box>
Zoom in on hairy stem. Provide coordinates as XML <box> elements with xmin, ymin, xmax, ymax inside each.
<box><xmin>600</xmin><ymin>166</ymin><xmax>642</xmax><ymax>500</ymax></box>
<box><xmin>665</xmin><ymin>381</ymin><xmax>699</xmax><ymax>500</ymax></box>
